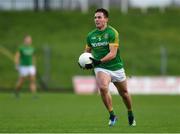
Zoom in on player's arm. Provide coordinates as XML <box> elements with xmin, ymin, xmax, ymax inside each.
<box><xmin>100</xmin><ymin>29</ymin><xmax>119</xmax><ymax>63</ymax></box>
<box><xmin>85</xmin><ymin>35</ymin><xmax>92</xmax><ymax>53</ymax></box>
<box><xmin>14</xmin><ymin>51</ymin><xmax>20</xmax><ymax>65</ymax></box>
<box><xmin>84</xmin><ymin>44</ymin><xmax>92</xmax><ymax>53</ymax></box>
<box><xmin>91</xmin><ymin>29</ymin><xmax>119</xmax><ymax>65</ymax></box>
<box><xmin>90</xmin><ymin>44</ymin><xmax>118</xmax><ymax>66</ymax></box>
<box><xmin>14</xmin><ymin>51</ymin><xmax>20</xmax><ymax>70</ymax></box>
<box><xmin>100</xmin><ymin>43</ymin><xmax>118</xmax><ymax>63</ymax></box>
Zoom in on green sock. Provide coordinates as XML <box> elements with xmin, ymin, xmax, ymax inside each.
<box><xmin>128</xmin><ymin>110</ymin><xmax>134</xmax><ymax>117</ymax></box>
<box><xmin>109</xmin><ymin>110</ymin><xmax>115</xmax><ymax>117</ymax></box>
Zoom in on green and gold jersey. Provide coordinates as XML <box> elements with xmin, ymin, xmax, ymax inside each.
<box><xmin>86</xmin><ymin>25</ymin><xmax>123</xmax><ymax>71</ymax></box>
<box><xmin>18</xmin><ymin>45</ymin><xmax>35</xmax><ymax>66</ymax></box>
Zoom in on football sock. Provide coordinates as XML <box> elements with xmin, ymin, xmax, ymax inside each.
<box><xmin>128</xmin><ymin>110</ymin><xmax>134</xmax><ymax>117</ymax></box>
<box><xmin>109</xmin><ymin>110</ymin><xmax>115</xmax><ymax>118</ymax></box>
<box><xmin>128</xmin><ymin>110</ymin><xmax>135</xmax><ymax>125</ymax></box>
<box><xmin>14</xmin><ymin>90</ymin><xmax>20</xmax><ymax>98</ymax></box>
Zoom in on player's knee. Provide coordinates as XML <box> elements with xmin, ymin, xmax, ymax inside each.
<box><xmin>18</xmin><ymin>78</ymin><xmax>24</xmax><ymax>85</ymax></box>
<box><xmin>121</xmin><ymin>89</ymin><xmax>129</xmax><ymax>97</ymax></box>
<box><xmin>99</xmin><ymin>84</ymin><xmax>108</xmax><ymax>93</ymax></box>
<box><xmin>99</xmin><ymin>83</ymin><xmax>109</xmax><ymax>90</ymax></box>
<box><xmin>30</xmin><ymin>80</ymin><xmax>36</xmax><ymax>85</ymax></box>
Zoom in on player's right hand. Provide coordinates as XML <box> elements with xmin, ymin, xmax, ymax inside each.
<box><xmin>89</xmin><ymin>57</ymin><xmax>101</xmax><ymax>66</ymax></box>
<box><xmin>85</xmin><ymin>63</ymin><xmax>93</xmax><ymax>69</ymax></box>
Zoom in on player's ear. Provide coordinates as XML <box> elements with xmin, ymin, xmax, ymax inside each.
<box><xmin>105</xmin><ymin>17</ymin><xmax>108</xmax><ymax>23</ymax></box>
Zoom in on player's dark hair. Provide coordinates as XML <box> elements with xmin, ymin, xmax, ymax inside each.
<box><xmin>95</xmin><ymin>8</ymin><xmax>109</xmax><ymax>18</ymax></box>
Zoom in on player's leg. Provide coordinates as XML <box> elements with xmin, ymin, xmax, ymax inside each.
<box><xmin>28</xmin><ymin>66</ymin><xmax>37</xmax><ymax>96</ymax></box>
<box><xmin>15</xmin><ymin>66</ymin><xmax>26</xmax><ymax>97</ymax></box>
<box><xmin>96</xmin><ymin>71</ymin><xmax>112</xmax><ymax>111</ymax></box>
<box><xmin>114</xmin><ymin>80</ymin><xmax>132</xmax><ymax>110</ymax></box>
<box><xmin>15</xmin><ymin>76</ymin><xmax>25</xmax><ymax>97</ymax></box>
<box><xmin>96</xmin><ymin>71</ymin><xmax>117</xmax><ymax>126</ymax></box>
<box><xmin>113</xmin><ymin>80</ymin><xmax>136</xmax><ymax>126</ymax></box>
<box><xmin>29</xmin><ymin>75</ymin><xmax>37</xmax><ymax>94</ymax></box>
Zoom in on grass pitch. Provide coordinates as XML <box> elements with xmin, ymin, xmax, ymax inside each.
<box><xmin>0</xmin><ymin>93</ymin><xmax>180</xmax><ymax>133</ymax></box>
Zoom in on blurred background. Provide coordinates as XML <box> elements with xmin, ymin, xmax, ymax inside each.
<box><xmin>0</xmin><ymin>0</ymin><xmax>180</xmax><ymax>93</ymax></box>
<box><xmin>1</xmin><ymin>0</ymin><xmax>180</xmax><ymax>133</ymax></box>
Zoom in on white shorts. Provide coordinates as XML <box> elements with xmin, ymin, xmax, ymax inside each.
<box><xmin>94</xmin><ymin>68</ymin><xmax>126</xmax><ymax>82</ymax></box>
<box><xmin>18</xmin><ymin>66</ymin><xmax>36</xmax><ymax>77</ymax></box>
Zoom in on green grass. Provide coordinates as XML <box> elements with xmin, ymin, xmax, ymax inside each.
<box><xmin>0</xmin><ymin>8</ymin><xmax>180</xmax><ymax>89</ymax></box>
<box><xmin>0</xmin><ymin>93</ymin><xmax>180</xmax><ymax>133</ymax></box>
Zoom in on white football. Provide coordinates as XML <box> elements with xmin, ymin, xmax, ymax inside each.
<box><xmin>78</xmin><ymin>52</ymin><xmax>93</xmax><ymax>68</ymax></box>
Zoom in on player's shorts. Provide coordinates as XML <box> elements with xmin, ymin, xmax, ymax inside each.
<box><xmin>94</xmin><ymin>67</ymin><xmax>126</xmax><ymax>82</ymax></box>
<box><xmin>18</xmin><ymin>65</ymin><xmax>36</xmax><ymax>77</ymax></box>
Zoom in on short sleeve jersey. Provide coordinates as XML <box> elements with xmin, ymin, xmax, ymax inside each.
<box><xmin>18</xmin><ymin>45</ymin><xmax>35</xmax><ymax>66</ymax></box>
<box><xmin>86</xmin><ymin>25</ymin><xmax>123</xmax><ymax>71</ymax></box>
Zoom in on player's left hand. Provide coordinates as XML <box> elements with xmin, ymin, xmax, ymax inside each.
<box><xmin>89</xmin><ymin>57</ymin><xmax>101</xmax><ymax>66</ymax></box>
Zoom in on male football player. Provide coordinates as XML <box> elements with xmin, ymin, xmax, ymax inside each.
<box><xmin>83</xmin><ymin>8</ymin><xmax>136</xmax><ymax>127</ymax></box>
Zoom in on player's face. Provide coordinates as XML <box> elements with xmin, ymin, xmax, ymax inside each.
<box><xmin>24</xmin><ymin>36</ymin><xmax>32</xmax><ymax>45</ymax></box>
<box><xmin>94</xmin><ymin>12</ymin><xmax>108</xmax><ymax>30</ymax></box>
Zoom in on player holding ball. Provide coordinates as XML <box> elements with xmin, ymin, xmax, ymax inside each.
<box><xmin>79</xmin><ymin>8</ymin><xmax>136</xmax><ymax>127</ymax></box>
